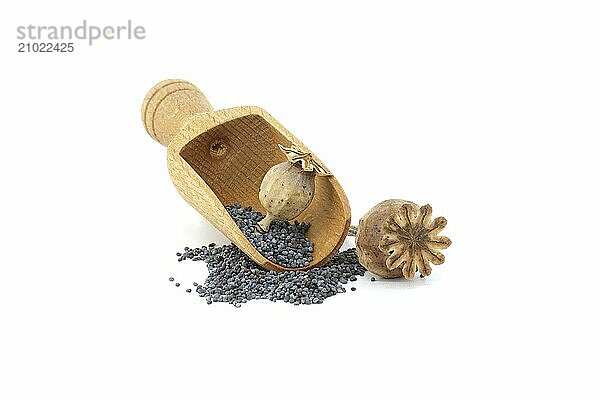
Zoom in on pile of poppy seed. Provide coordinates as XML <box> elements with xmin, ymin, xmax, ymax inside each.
<box><xmin>225</xmin><ymin>203</ymin><xmax>313</xmax><ymax>268</ymax></box>
<box><xmin>172</xmin><ymin>204</ymin><xmax>368</xmax><ymax>307</ymax></box>
<box><xmin>176</xmin><ymin>244</ymin><xmax>366</xmax><ymax>307</ymax></box>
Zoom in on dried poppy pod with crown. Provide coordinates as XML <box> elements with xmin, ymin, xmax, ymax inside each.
<box><xmin>257</xmin><ymin>144</ymin><xmax>332</xmax><ymax>232</ymax></box>
<box><xmin>141</xmin><ymin>79</ymin><xmax>351</xmax><ymax>272</ymax></box>
<box><xmin>351</xmin><ymin>199</ymin><xmax>451</xmax><ymax>279</ymax></box>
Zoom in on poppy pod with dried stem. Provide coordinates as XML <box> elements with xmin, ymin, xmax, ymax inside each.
<box><xmin>350</xmin><ymin>199</ymin><xmax>451</xmax><ymax>279</ymax></box>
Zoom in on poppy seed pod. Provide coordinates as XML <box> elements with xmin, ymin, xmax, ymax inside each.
<box><xmin>258</xmin><ymin>144</ymin><xmax>331</xmax><ymax>231</ymax></box>
<box><xmin>354</xmin><ymin>199</ymin><xmax>451</xmax><ymax>279</ymax></box>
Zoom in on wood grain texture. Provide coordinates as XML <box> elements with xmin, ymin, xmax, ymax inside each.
<box><xmin>142</xmin><ymin>79</ymin><xmax>351</xmax><ymax>271</ymax></box>
<box><xmin>141</xmin><ymin>79</ymin><xmax>213</xmax><ymax>146</ymax></box>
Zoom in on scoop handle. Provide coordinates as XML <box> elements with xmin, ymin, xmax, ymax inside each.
<box><xmin>141</xmin><ymin>79</ymin><xmax>213</xmax><ymax>146</ymax></box>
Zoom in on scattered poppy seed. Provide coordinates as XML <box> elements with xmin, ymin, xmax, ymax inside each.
<box><xmin>370</xmin><ymin>277</ymin><xmax>376</xmax><ymax>282</ymax></box>
<box><xmin>351</xmin><ymin>287</ymin><xmax>356</xmax><ymax>291</ymax></box>
<box><xmin>178</xmin><ymin>244</ymin><xmax>365</xmax><ymax>307</ymax></box>
<box><xmin>175</xmin><ymin>283</ymin><xmax>180</xmax><ymax>287</ymax></box>
<box><xmin>186</xmin><ymin>289</ymin><xmax>192</xmax><ymax>293</ymax></box>
<box><xmin>169</xmin><ymin>277</ymin><xmax>174</xmax><ymax>282</ymax></box>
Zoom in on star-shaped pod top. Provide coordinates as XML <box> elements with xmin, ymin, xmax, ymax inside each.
<box><xmin>379</xmin><ymin>203</ymin><xmax>452</xmax><ymax>279</ymax></box>
<box><xmin>279</xmin><ymin>144</ymin><xmax>332</xmax><ymax>176</ymax></box>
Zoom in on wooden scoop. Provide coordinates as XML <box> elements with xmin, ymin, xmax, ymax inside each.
<box><xmin>141</xmin><ymin>79</ymin><xmax>351</xmax><ymax>271</ymax></box>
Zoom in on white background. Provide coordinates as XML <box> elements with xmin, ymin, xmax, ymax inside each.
<box><xmin>1</xmin><ymin>1</ymin><xmax>599</xmax><ymax>399</ymax></box>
